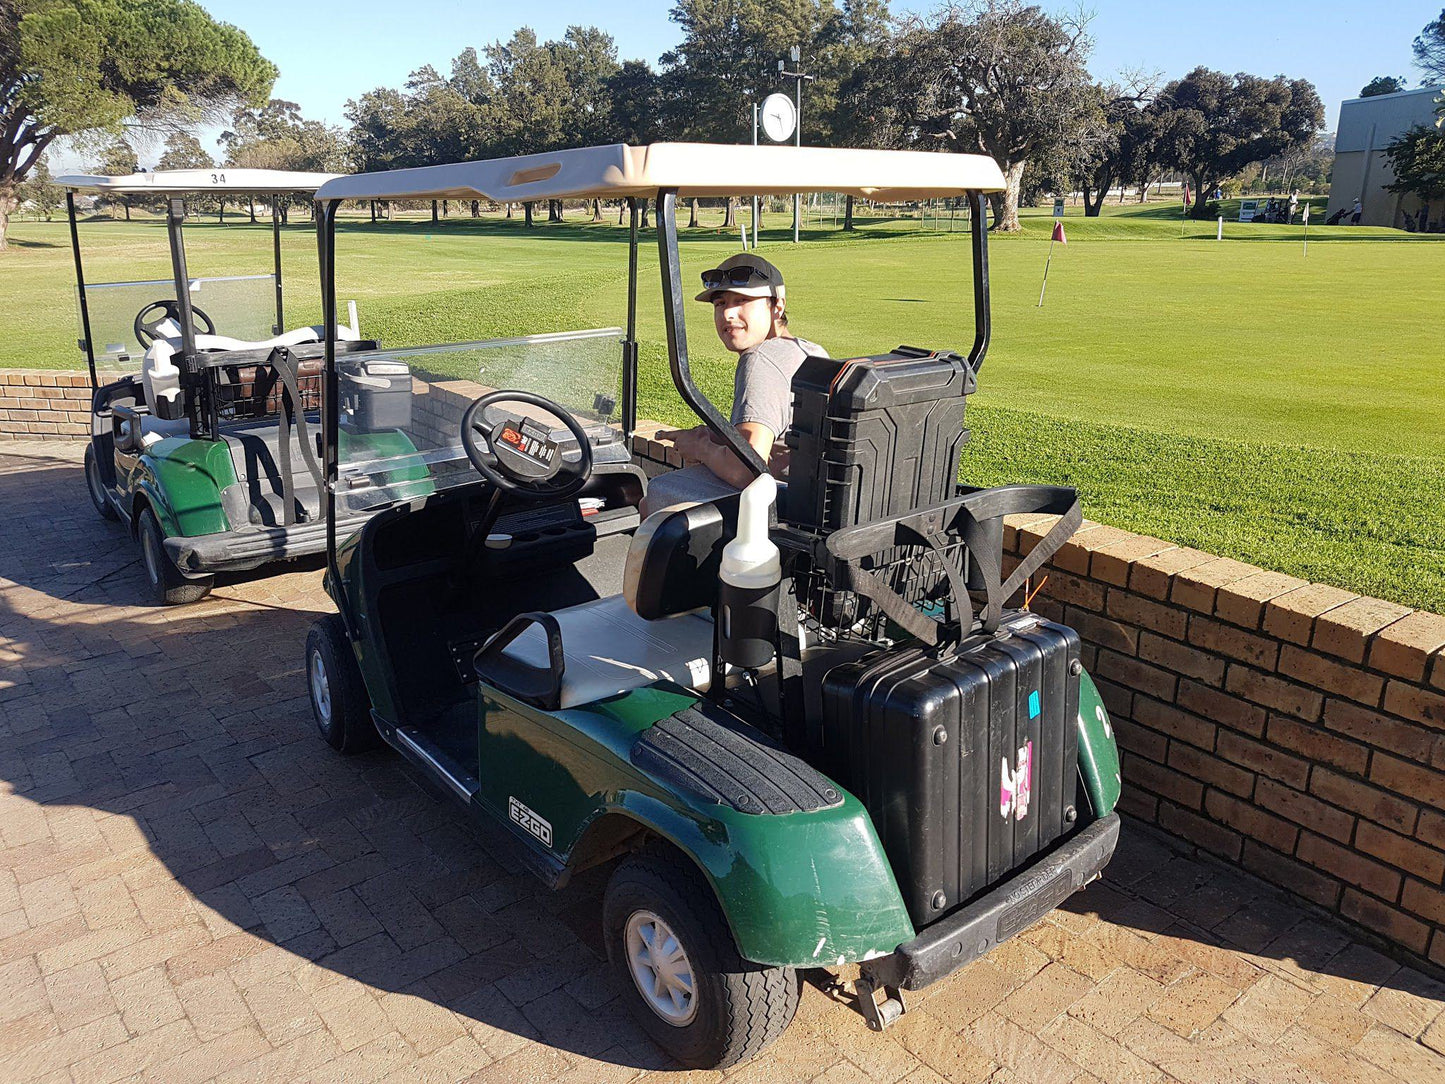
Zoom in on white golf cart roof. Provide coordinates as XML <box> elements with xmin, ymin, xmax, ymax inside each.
<box><xmin>56</xmin><ymin>168</ymin><xmax>340</xmax><ymax>195</ymax></box>
<box><xmin>314</xmin><ymin>143</ymin><xmax>1007</xmax><ymax>203</ymax></box>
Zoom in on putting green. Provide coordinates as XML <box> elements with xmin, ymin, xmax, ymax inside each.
<box><xmin>3</xmin><ymin>203</ymin><xmax>1441</xmax><ymax>610</ymax></box>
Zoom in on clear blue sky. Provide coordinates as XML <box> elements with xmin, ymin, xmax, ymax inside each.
<box><xmin>62</xmin><ymin>0</ymin><xmax>1444</xmax><ymax>167</ymax></box>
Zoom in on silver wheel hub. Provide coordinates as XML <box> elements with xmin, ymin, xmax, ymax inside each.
<box><xmin>310</xmin><ymin>650</ymin><xmax>333</xmax><ymax>725</ymax></box>
<box><xmin>624</xmin><ymin>910</ymin><xmax>696</xmax><ymax>1026</ymax></box>
<box><xmin>141</xmin><ymin>528</ymin><xmax>161</xmax><ymax>584</ymax></box>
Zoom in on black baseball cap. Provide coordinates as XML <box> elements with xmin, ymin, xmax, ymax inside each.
<box><xmin>695</xmin><ymin>253</ymin><xmax>785</xmax><ymax>302</ymax></box>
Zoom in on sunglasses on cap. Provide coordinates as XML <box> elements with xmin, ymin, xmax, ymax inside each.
<box><xmin>699</xmin><ymin>265</ymin><xmax>774</xmax><ymax>291</ymax></box>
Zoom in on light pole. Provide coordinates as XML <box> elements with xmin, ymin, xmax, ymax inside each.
<box><xmin>751</xmin><ymin>100</ymin><xmax>760</xmax><ymax>249</ymax></box>
<box><xmin>778</xmin><ymin>46</ymin><xmax>814</xmax><ymax>243</ymax></box>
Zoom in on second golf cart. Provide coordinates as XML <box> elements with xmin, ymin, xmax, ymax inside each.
<box><xmin>59</xmin><ymin>169</ymin><xmax>419</xmax><ymax>603</ymax></box>
<box><xmin>304</xmin><ymin>144</ymin><xmax>1122</xmax><ymax>1069</ymax></box>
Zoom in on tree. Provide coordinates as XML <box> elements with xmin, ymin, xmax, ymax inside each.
<box><xmin>0</xmin><ymin>0</ymin><xmax>275</xmax><ymax>249</ymax></box>
<box><xmin>1415</xmin><ymin>9</ymin><xmax>1445</xmax><ymax>85</ymax></box>
<box><xmin>15</xmin><ymin>152</ymin><xmax>59</xmax><ymax>219</ymax></box>
<box><xmin>92</xmin><ymin>138</ymin><xmax>138</xmax><ymax>219</ymax></box>
<box><xmin>1383</xmin><ymin>124</ymin><xmax>1445</xmax><ymax>226</ymax></box>
<box><xmin>1065</xmin><ymin>78</ymin><xmax>1164</xmax><ymax>216</ymax></box>
<box><xmin>1360</xmin><ymin>75</ymin><xmax>1407</xmax><ymax>97</ymax></box>
<box><xmin>157</xmin><ymin>131</ymin><xmax>214</xmax><ymax>171</ymax></box>
<box><xmin>221</xmin><ymin>98</ymin><xmax>347</xmax><ymax>222</ymax></box>
<box><xmin>840</xmin><ymin>2</ymin><xmax>1096</xmax><ymax>230</ymax></box>
<box><xmin>1155</xmin><ymin>68</ymin><xmax>1323</xmax><ymax>218</ymax></box>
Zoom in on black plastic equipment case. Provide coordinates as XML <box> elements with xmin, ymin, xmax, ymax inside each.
<box><xmin>339</xmin><ymin>356</ymin><xmax>413</xmax><ymax>431</ymax></box>
<box><xmin>819</xmin><ymin>612</ymin><xmax>1082</xmax><ymax>928</ymax></box>
<box><xmin>780</xmin><ymin>346</ymin><xmax>976</xmax><ymax>534</ymax></box>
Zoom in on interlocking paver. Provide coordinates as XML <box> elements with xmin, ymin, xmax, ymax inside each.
<box><xmin>2</xmin><ymin>439</ymin><xmax>1444</xmax><ymax>1083</ymax></box>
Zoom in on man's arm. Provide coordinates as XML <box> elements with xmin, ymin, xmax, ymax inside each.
<box><xmin>655</xmin><ymin>421</ymin><xmax>775</xmax><ymax>488</ymax></box>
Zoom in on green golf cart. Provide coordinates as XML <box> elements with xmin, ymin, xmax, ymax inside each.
<box><xmin>58</xmin><ymin>169</ymin><xmax>421</xmax><ymax>603</ymax></box>
<box><xmin>303</xmin><ymin>144</ymin><xmax>1121</xmax><ymax>1069</ymax></box>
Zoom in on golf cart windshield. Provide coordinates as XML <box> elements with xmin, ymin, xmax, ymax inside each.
<box><xmin>336</xmin><ymin>327</ymin><xmax>627</xmax><ymax>515</ymax></box>
<box><xmin>77</xmin><ymin>274</ymin><xmax>280</xmax><ymax>362</ymax></box>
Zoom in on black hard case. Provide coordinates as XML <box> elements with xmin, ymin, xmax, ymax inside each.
<box><xmin>819</xmin><ymin>615</ymin><xmax>1082</xmax><ymax>929</ymax></box>
<box><xmin>339</xmin><ymin>357</ymin><xmax>413</xmax><ymax>431</ymax></box>
<box><xmin>781</xmin><ymin>347</ymin><xmax>976</xmax><ymax>533</ymax></box>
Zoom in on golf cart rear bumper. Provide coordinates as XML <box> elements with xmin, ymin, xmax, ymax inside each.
<box><xmin>863</xmin><ymin>813</ymin><xmax>1120</xmax><ymax>991</ymax></box>
<box><xmin>165</xmin><ymin>517</ymin><xmax>367</xmax><ymax>573</ymax></box>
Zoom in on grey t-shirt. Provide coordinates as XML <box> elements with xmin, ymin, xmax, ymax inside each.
<box><xmin>729</xmin><ymin>335</ymin><xmax>828</xmax><ymax>440</ymax></box>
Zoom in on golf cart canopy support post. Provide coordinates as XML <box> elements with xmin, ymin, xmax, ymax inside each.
<box><xmin>56</xmin><ymin>169</ymin><xmax>342</xmax><ymax>392</ymax></box>
<box><xmin>319</xmin><ymin>199</ymin><xmax>350</xmax><ymax>641</ymax></box>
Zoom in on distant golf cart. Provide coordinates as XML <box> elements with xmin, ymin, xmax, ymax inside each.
<box><xmin>58</xmin><ymin>169</ymin><xmax>416</xmax><ymax>603</ymax></box>
<box><xmin>303</xmin><ymin>145</ymin><xmax>1122</xmax><ymax>1069</ymax></box>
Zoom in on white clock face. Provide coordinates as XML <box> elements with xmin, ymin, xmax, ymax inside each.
<box><xmin>760</xmin><ymin>93</ymin><xmax>797</xmax><ymax>142</ymax></box>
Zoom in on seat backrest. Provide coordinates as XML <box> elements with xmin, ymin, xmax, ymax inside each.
<box><xmin>624</xmin><ymin>492</ymin><xmax>739</xmax><ymax>620</ymax></box>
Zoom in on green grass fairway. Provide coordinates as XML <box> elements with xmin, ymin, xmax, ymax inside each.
<box><xmin>3</xmin><ymin>203</ymin><xmax>1441</xmax><ymax>611</ymax></box>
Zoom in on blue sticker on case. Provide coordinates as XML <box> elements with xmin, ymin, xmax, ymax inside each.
<box><xmin>1028</xmin><ymin>690</ymin><xmax>1041</xmax><ymax>718</ymax></box>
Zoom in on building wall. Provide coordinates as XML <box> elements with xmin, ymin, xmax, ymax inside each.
<box><xmin>1327</xmin><ymin>86</ymin><xmax>1444</xmax><ymax>228</ymax></box>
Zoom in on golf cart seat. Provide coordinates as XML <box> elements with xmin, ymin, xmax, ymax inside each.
<box><xmin>477</xmin><ymin>496</ymin><xmax>741</xmax><ymax>709</ymax></box>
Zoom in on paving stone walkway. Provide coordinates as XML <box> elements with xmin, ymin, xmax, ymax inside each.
<box><xmin>2</xmin><ymin>439</ymin><xmax>1444</xmax><ymax>1084</ymax></box>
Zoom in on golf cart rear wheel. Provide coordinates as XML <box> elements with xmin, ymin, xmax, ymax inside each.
<box><xmin>603</xmin><ymin>849</ymin><xmax>799</xmax><ymax>1069</ymax></box>
<box><xmin>137</xmin><ymin>507</ymin><xmax>211</xmax><ymax>605</ymax></box>
<box><xmin>84</xmin><ymin>444</ymin><xmax>118</xmax><ymax>521</ymax></box>
<box><xmin>306</xmin><ymin>615</ymin><xmax>378</xmax><ymax>754</ymax></box>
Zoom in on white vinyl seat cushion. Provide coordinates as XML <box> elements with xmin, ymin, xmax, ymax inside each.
<box><xmin>498</xmin><ymin>594</ymin><xmax>713</xmax><ymax>709</ymax></box>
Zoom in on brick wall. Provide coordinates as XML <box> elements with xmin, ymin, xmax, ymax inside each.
<box><xmin>1001</xmin><ymin>511</ymin><xmax>1445</xmax><ymax>970</ymax></box>
<box><xmin>0</xmin><ymin>370</ymin><xmax>120</xmax><ymax>440</ymax></box>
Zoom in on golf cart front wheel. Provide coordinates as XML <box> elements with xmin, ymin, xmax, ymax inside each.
<box><xmin>603</xmin><ymin>849</ymin><xmax>799</xmax><ymax>1069</ymax></box>
<box><xmin>84</xmin><ymin>444</ymin><xmax>118</xmax><ymax>521</ymax></box>
<box><xmin>137</xmin><ymin>508</ymin><xmax>211</xmax><ymax>605</ymax></box>
<box><xmin>306</xmin><ymin>615</ymin><xmax>378</xmax><ymax>754</ymax></box>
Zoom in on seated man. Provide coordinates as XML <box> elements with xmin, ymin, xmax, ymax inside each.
<box><xmin>642</xmin><ymin>253</ymin><xmax>827</xmax><ymax>517</ymax></box>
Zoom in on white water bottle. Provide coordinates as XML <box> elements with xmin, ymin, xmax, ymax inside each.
<box><xmin>718</xmin><ymin>474</ymin><xmax>782</xmax><ymax>668</ymax></box>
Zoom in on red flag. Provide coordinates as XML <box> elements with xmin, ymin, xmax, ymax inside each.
<box><xmin>1051</xmin><ymin>220</ymin><xmax>1066</xmax><ymax>244</ymax></box>
<box><xmin>1182</xmin><ymin>182</ymin><xmax>1192</xmax><ymax>207</ymax></box>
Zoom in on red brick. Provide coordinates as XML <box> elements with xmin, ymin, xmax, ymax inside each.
<box><xmin>1177</xmin><ymin>679</ymin><xmax>1268</xmax><ymax>737</ymax></box>
<box><xmin>1370</xmin><ymin>753</ymin><xmax>1445</xmax><ymax>809</ymax></box>
<box><xmin>1015</xmin><ymin>514</ymin><xmax>1064</xmax><ymax>556</ymax></box>
<box><xmin>1323</xmin><ymin>699</ymin><xmax>1434</xmax><ymax>762</ymax></box>
<box><xmin>1254</xmin><ymin>778</ymin><xmax>1354</xmax><ymax>843</ymax></box>
<box><xmin>1158</xmin><ymin>800</ymin><xmax>1243</xmax><ymax>860</ymax></box>
<box><xmin>1311</xmin><ymin>596</ymin><xmax>1414</xmax><ymax>664</ymax></box>
<box><xmin>1127</xmin><ymin>546</ymin><xmax>1216</xmax><ymax>600</ymax></box>
<box><xmin>1170</xmin><ymin>557</ymin><xmax>1263</xmax><ymax>615</ymax></box>
<box><xmin>1383</xmin><ymin>681</ymin><xmax>1445</xmax><ymax>731</ymax></box>
<box><xmin>1240</xmin><ymin>840</ymin><xmax>1341</xmax><ymax>908</ymax></box>
<box><xmin>1055</xmin><ymin>524</ymin><xmax>1134</xmax><ymax>575</ymax></box>
<box><xmin>1065</xmin><ymin>607</ymin><xmax>1137</xmax><ymax>654</ymax></box>
<box><xmin>1402</xmin><ymin>879</ymin><xmax>1445</xmax><ymax>925</ymax></box>
<box><xmin>1224</xmin><ymin>665</ymin><xmax>1323</xmax><ymax>722</ymax></box>
<box><xmin>1213</xmin><ymin>571</ymin><xmax>1312</xmax><ymax>630</ymax></box>
<box><xmin>1265</xmin><ymin>714</ymin><xmax>1369</xmax><ymax>776</ymax></box>
<box><xmin>1094</xmin><ymin>649</ymin><xmax>1177</xmax><ymax>702</ymax></box>
<box><xmin>1419</xmin><ymin>810</ymin><xmax>1445</xmax><ymax>850</ymax></box>
<box><xmin>1263</xmin><ymin>583</ymin><xmax>1360</xmax><ymax>646</ymax></box>
<box><xmin>1116</xmin><ymin>787</ymin><xmax>1159</xmax><ymax>822</ymax></box>
<box><xmin>1354</xmin><ymin>822</ymin><xmax>1445</xmax><ymax>883</ymax></box>
<box><xmin>1131</xmin><ymin>696</ymin><xmax>1216</xmax><ymax>751</ymax></box>
<box><xmin>1003</xmin><ymin>512</ymin><xmax>1060</xmax><ymax>556</ymax></box>
<box><xmin>1205</xmin><ymin>789</ymin><xmax>1298</xmax><ymax>852</ymax></box>
<box><xmin>1170</xmin><ymin>743</ymin><xmax>1256</xmax><ymax>797</ymax></box>
<box><xmin>1138</xmin><ymin>631</ymin><xmax>1226</xmax><ymax>685</ymax></box>
<box><xmin>1045</xmin><ymin>572</ymin><xmax>1107</xmax><ymax>612</ymax></box>
<box><xmin>1310</xmin><ymin>768</ymin><xmax>1418</xmax><ymax>834</ymax></box>
<box><xmin>1089</xmin><ymin>534</ymin><xmax>1177</xmax><ymax>587</ymax></box>
<box><xmin>1105</xmin><ymin>589</ymin><xmax>1188</xmax><ymax>640</ymax></box>
<box><xmin>1297</xmin><ymin>832</ymin><xmax>1401</xmax><ymax>901</ymax></box>
<box><xmin>1369</xmin><ymin>612</ymin><xmax>1445</xmax><ymax>683</ymax></box>
<box><xmin>1123</xmin><ymin>754</ymin><xmax>1204</xmax><ymax>809</ymax></box>
<box><xmin>1093</xmin><ymin>677</ymin><xmax>1133</xmax><ymax>719</ymax></box>
<box><xmin>1341</xmin><ymin>889</ymin><xmax>1431</xmax><ymax>956</ymax></box>
<box><xmin>1113</xmin><ymin>719</ymin><xmax>1168</xmax><ymax>762</ymax></box>
<box><xmin>1276</xmin><ymin>645</ymin><xmax>1384</xmax><ymax>707</ymax></box>
<box><xmin>1217</xmin><ymin>729</ymin><xmax>1310</xmax><ymax>789</ymax></box>
<box><xmin>1187</xmin><ymin>615</ymin><xmax>1280</xmax><ymax>670</ymax></box>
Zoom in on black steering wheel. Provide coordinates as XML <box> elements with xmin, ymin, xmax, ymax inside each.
<box><xmin>134</xmin><ymin>300</ymin><xmax>216</xmax><ymax>349</ymax></box>
<box><xmin>461</xmin><ymin>390</ymin><xmax>593</xmax><ymax>500</ymax></box>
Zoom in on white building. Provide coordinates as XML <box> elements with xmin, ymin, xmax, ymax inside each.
<box><xmin>1327</xmin><ymin>86</ymin><xmax>1443</xmax><ymax>229</ymax></box>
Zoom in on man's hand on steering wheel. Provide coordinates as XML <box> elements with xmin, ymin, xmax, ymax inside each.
<box><xmin>134</xmin><ymin>300</ymin><xmax>216</xmax><ymax>348</ymax></box>
<box><xmin>460</xmin><ymin>391</ymin><xmax>593</xmax><ymax>501</ymax></box>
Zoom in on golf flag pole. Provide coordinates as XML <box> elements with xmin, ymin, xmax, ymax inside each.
<box><xmin>1038</xmin><ymin>219</ymin><xmax>1065</xmax><ymax>307</ymax></box>
<box><xmin>1180</xmin><ymin>181</ymin><xmax>1191</xmax><ymax>238</ymax></box>
<box><xmin>1302</xmin><ymin>200</ymin><xmax>1310</xmax><ymax>256</ymax></box>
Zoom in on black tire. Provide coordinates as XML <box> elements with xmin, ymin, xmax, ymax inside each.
<box><xmin>84</xmin><ymin>444</ymin><xmax>119</xmax><ymax>521</ymax></box>
<box><xmin>306</xmin><ymin>615</ymin><xmax>378</xmax><ymax>754</ymax></box>
<box><xmin>137</xmin><ymin>507</ymin><xmax>212</xmax><ymax>605</ymax></box>
<box><xmin>603</xmin><ymin>849</ymin><xmax>799</xmax><ymax>1069</ymax></box>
